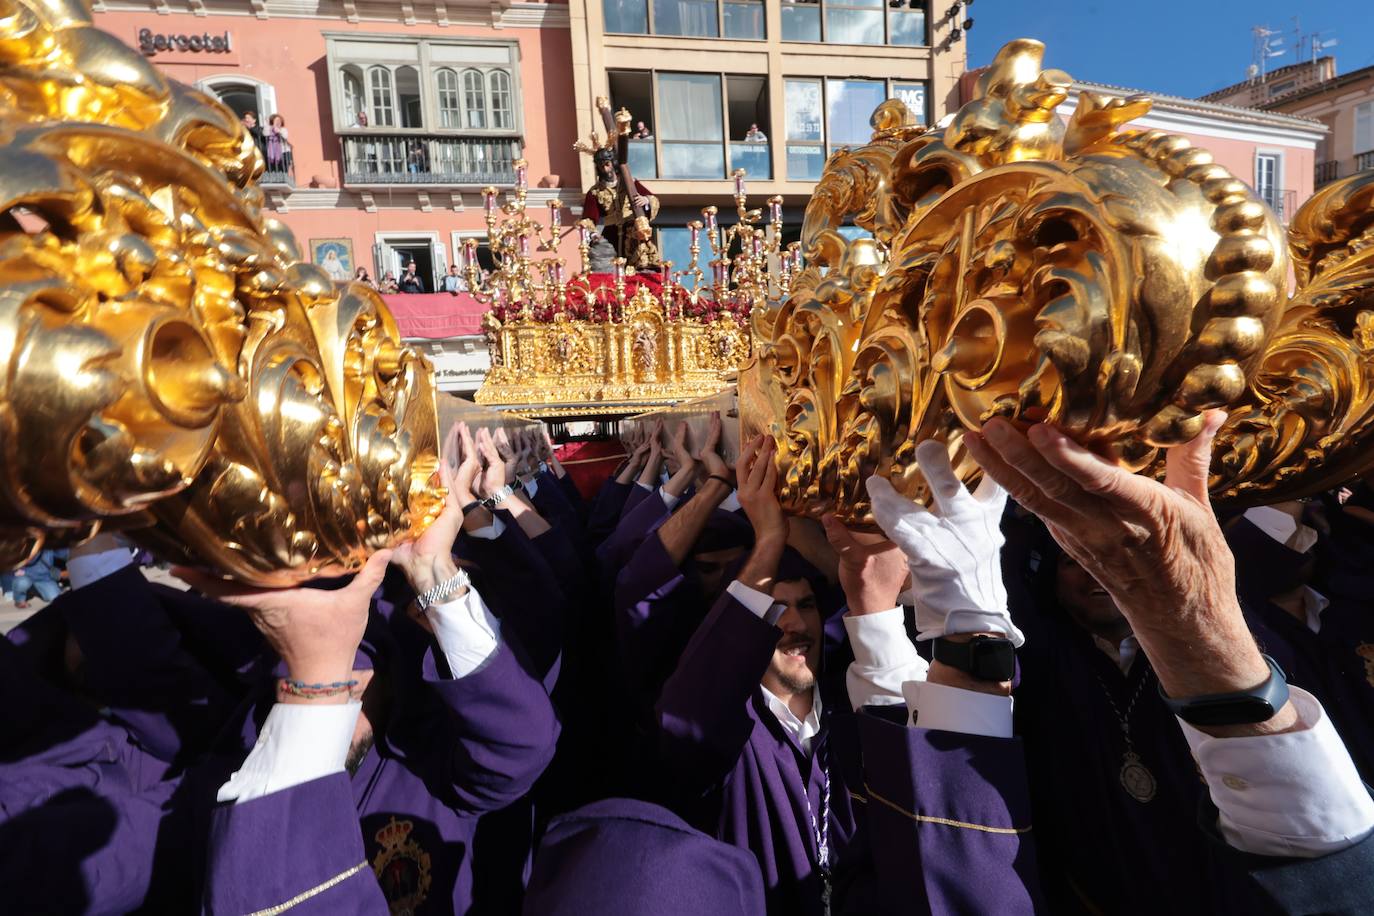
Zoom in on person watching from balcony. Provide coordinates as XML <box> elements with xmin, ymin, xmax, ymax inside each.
<box><xmin>379</xmin><ymin>271</ymin><xmax>399</xmax><ymax>294</ymax></box>
<box><xmin>634</xmin><ymin>120</ymin><xmax>653</xmax><ymax>139</ymax></box>
<box><xmin>264</xmin><ymin>114</ymin><xmax>291</xmax><ymax>174</ymax></box>
<box><xmin>399</xmin><ymin>262</ymin><xmax>425</xmax><ymax>294</ymax></box>
<box><xmin>443</xmin><ymin>265</ymin><xmax>470</xmax><ymax>295</ymax></box>
<box><xmin>240</xmin><ymin>110</ymin><xmax>266</xmax><ymax>158</ymax></box>
<box><xmin>744</xmin><ymin>123</ymin><xmax>768</xmax><ymax>143</ymax></box>
<box><xmin>354</xmin><ymin>267</ymin><xmax>375</xmax><ymax>289</ymax></box>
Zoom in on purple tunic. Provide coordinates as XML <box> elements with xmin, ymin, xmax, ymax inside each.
<box><xmin>211</xmin><ymin>638</ymin><xmax>559</xmax><ymax>915</ymax></box>
<box><xmin>654</xmin><ymin>592</ymin><xmax>871</xmax><ymax>916</ymax></box>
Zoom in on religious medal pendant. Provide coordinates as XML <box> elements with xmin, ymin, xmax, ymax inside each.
<box><xmin>820</xmin><ymin>873</ymin><xmax>832</xmax><ymax>916</ymax></box>
<box><xmin>1120</xmin><ymin>750</ymin><xmax>1158</xmax><ymax>803</ymax></box>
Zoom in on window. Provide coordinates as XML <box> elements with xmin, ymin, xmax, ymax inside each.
<box><xmin>604</xmin><ymin>0</ymin><xmax>648</xmax><ymax>33</ymax></box>
<box><xmin>827</xmin><ymin>78</ymin><xmax>885</xmax><ymax>150</ymax></box>
<box><xmin>436</xmin><ymin>69</ymin><xmax>461</xmax><ymax>128</ymax></box>
<box><xmin>463</xmin><ymin>69</ymin><xmax>487</xmax><ymax>129</ymax></box>
<box><xmin>727</xmin><ymin>75</ymin><xmax>770</xmax><ymax>179</ymax></box>
<box><xmin>784</xmin><ymin>78</ymin><xmax>926</xmax><ymax>178</ymax></box>
<box><xmin>658</xmin><ymin>72</ymin><xmax>724</xmax><ymax>178</ymax></box>
<box><xmin>342</xmin><ymin>68</ymin><xmax>366</xmax><ymax>126</ymax></box>
<box><xmin>785</xmin><ymin>78</ymin><xmax>824</xmax><ymax>180</ymax></box>
<box><xmin>781</xmin><ymin>0</ymin><xmax>925</xmax><ymax>45</ymax></box>
<box><xmin>891</xmin><ymin>81</ymin><xmax>928</xmax><ymax>125</ymax></box>
<box><xmin>489</xmin><ymin>71</ymin><xmax>514</xmax><ymax>130</ymax></box>
<box><xmin>1357</xmin><ymin>102</ymin><xmax>1374</xmax><ymax>154</ymax></box>
<box><xmin>396</xmin><ymin>66</ymin><xmax>423</xmax><ymax>128</ymax></box>
<box><xmin>367</xmin><ymin>66</ymin><xmax>395</xmax><ymax>127</ymax></box>
<box><xmin>607</xmin><ymin>0</ymin><xmax>765</xmax><ymax>39</ymax></box>
<box><xmin>653</xmin><ymin>0</ymin><xmax>719</xmax><ymax>37</ymax></box>
<box><xmin>1255</xmin><ymin>153</ymin><xmax>1278</xmax><ymax>198</ymax></box>
<box><xmin>723</xmin><ymin>0</ymin><xmax>764</xmax><ymax>39</ymax></box>
<box><xmin>329</xmin><ymin>38</ymin><xmax>520</xmax><ymax>136</ymax></box>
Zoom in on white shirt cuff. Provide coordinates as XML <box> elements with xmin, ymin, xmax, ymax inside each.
<box><xmin>635</xmin><ymin>481</ymin><xmax>653</xmax><ymax>492</ymax></box>
<box><xmin>726</xmin><ymin>579</ymin><xmax>781</xmax><ymax>624</ymax></box>
<box><xmin>68</xmin><ymin>547</ymin><xmax>135</xmax><ymax>590</ymax></box>
<box><xmin>467</xmin><ymin>515</ymin><xmax>507</xmax><ymax>541</ymax></box>
<box><xmin>720</xmin><ymin>490</ymin><xmax>742</xmax><ymax>513</ymax></box>
<box><xmin>843</xmin><ymin>607</ymin><xmax>929</xmax><ymax>710</ymax></box>
<box><xmin>659</xmin><ymin>487</ymin><xmax>681</xmax><ymax>510</ymax></box>
<box><xmin>523</xmin><ymin>478</ymin><xmax>539</xmax><ymax>499</ymax></box>
<box><xmin>217</xmin><ymin>701</ymin><xmax>360</xmax><ymax>805</ymax></box>
<box><xmin>425</xmin><ymin>583</ymin><xmax>502</xmax><ymax>678</ymax></box>
<box><xmin>902</xmin><ymin>680</ymin><xmax>1014</xmax><ymax>739</ymax></box>
<box><xmin>1180</xmin><ymin>686</ymin><xmax>1374</xmax><ymax>858</ymax></box>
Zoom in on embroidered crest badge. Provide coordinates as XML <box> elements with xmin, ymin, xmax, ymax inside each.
<box><xmin>1356</xmin><ymin>644</ymin><xmax>1374</xmax><ymax>688</ymax></box>
<box><xmin>372</xmin><ymin>817</ymin><xmax>432</xmax><ymax>916</ymax></box>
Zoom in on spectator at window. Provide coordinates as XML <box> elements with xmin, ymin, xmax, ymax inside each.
<box><xmin>634</xmin><ymin>120</ymin><xmax>653</xmax><ymax>139</ymax></box>
<box><xmin>442</xmin><ymin>265</ymin><xmax>469</xmax><ymax>295</ymax></box>
<box><xmin>744</xmin><ymin>123</ymin><xmax>768</xmax><ymax>143</ymax></box>
<box><xmin>354</xmin><ymin>267</ymin><xmax>375</xmax><ymax>289</ymax></box>
<box><xmin>398</xmin><ymin>262</ymin><xmax>425</xmax><ymax>294</ymax></box>
<box><xmin>356</xmin><ymin>110</ymin><xmax>369</xmax><ymax>127</ymax></box>
<box><xmin>379</xmin><ymin>271</ymin><xmax>399</xmax><ymax>294</ymax></box>
<box><xmin>265</xmin><ymin>114</ymin><xmax>292</xmax><ymax>173</ymax></box>
<box><xmin>240</xmin><ymin>110</ymin><xmax>266</xmax><ymax>157</ymax></box>
<box><xmin>406</xmin><ymin>140</ymin><xmax>429</xmax><ymax>174</ymax></box>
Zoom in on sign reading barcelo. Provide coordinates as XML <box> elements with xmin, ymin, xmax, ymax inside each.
<box><xmin>138</xmin><ymin>28</ymin><xmax>233</xmax><ymax>55</ymax></box>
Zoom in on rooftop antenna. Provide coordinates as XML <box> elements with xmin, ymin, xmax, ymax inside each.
<box><xmin>1251</xmin><ymin>25</ymin><xmax>1286</xmax><ymax>81</ymax></box>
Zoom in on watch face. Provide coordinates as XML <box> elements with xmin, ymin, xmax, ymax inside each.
<box><xmin>970</xmin><ymin>638</ymin><xmax>1017</xmax><ymax>682</ymax></box>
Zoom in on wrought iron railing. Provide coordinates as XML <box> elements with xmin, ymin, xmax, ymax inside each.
<box><xmin>340</xmin><ymin>133</ymin><xmax>520</xmax><ymax>186</ymax></box>
<box><xmin>1259</xmin><ymin>188</ymin><xmax>1297</xmax><ymax>222</ymax></box>
<box><xmin>1315</xmin><ymin>160</ymin><xmax>1340</xmax><ymax>186</ymax></box>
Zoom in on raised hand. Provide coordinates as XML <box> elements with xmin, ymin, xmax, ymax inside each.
<box><xmin>866</xmin><ymin>440</ymin><xmax>1019</xmax><ymax>644</ymax></box>
<box><xmin>696</xmin><ymin>411</ymin><xmax>732</xmax><ymax>484</ymax></box>
<box><xmin>392</xmin><ymin>422</ymin><xmax>466</xmax><ymax>597</ymax></box>
<box><xmin>735</xmin><ymin>434</ymin><xmax>786</xmax><ymax>544</ymax></box>
<box><xmin>821</xmin><ymin>517</ymin><xmax>907</xmax><ymax>615</ymax></box>
<box><xmin>475</xmin><ymin>427</ymin><xmax>510</xmax><ymax>497</ymax></box>
<box><xmin>178</xmin><ymin>550</ymin><xmax>392</xmax><ymax>701</ymax></box>
<box><xmin>964</xmin><ymin>411</ymin><xmax>1295</xmax><ymax>733</ymax></box>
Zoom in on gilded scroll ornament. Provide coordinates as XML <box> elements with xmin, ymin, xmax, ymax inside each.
<box><xmin>0</xmin><ymin>0</ymin><xmax>441</xmax><ymax>583</ymax></box>
<box><xmin>740</xmin><ymin>38</ymin><xmax>1374</xmax><ymax>525</ymax></box>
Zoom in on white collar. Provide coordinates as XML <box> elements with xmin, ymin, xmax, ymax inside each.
<box><xmin>760</xmin><ymin>684</ymin><xmax>823</xmax><ymax>756</ymax></box>
<box><xmin>1302</xmin><ymin>586</ymin><xmax>1331</xmax><ymax>634</ymax></box>
<box><xmin>1091</xmin><ymin>633</ymin><xmax>1140</xmax><ymax>675</ymax></box>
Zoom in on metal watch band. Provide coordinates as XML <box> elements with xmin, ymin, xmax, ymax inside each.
<box><xmin>481</xmin><ymin>484</ymin><xmax>516</xmax><ymax>509</ymax></box>
<box><xmin>416</xmin><ymin>568</ymin><xmax>471</xmax><ymax>612</ymax></box>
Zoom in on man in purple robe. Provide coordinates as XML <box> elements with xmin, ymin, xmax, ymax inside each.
<box><xmin>956</xmin><ymin>412</ymin><xmax>1374</xmax><ymax>914</ymax></box>
<box><xmin>195</xmin><ymin>425</ymin><xmax>560</xmax><ymax>916</ymax></box>
<box><xmin>653</xmin><ymin>434</ymin><xmax>1056</xmax><ymax>914</ymax></box>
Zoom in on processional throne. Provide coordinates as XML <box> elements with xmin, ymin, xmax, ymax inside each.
<box><xmin>2</xmin><ymin>5</ymin><xmax>1372</xmax><ymax>582</ymax></box>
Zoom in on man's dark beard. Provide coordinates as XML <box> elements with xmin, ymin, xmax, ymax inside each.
<box><xmin>346</xmin><ymin>733</ymin><xmax>375</xmax><ymax>776</ymax></box>
<box><xmin>776</xmin><ymin>667</ymin><xmax>816</xmax><ymax>695</ymax></box>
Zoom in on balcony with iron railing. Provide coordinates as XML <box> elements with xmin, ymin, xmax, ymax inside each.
<box><xmin>1358</xmin><ymin>150</ymin><xmax>1374</xmax><ymax>174</ymax></box>
<box><xmin>339</xmin><ymin>134</ymin><xmax>521</xmax><ymax>187</ymax></box>
<box><xmin>1315</xmin><ymin>160</ymin><xmax>1340</xmax><ymax>186</ymax></box>
<box><xmin>1259</xmin><ymin>188</ymin><xmax>1297</xmax><ymax>222</ymax></box>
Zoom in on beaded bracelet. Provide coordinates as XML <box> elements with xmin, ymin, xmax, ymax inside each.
<box><xmin>277</xmin><ymin>678</ymin><xmax>359</xmax><ymax>700</ymax></box>
<box><xmin>707</xmin><ymin>474</ymin><xmax>733</xmax><ymax>489</ymax></box>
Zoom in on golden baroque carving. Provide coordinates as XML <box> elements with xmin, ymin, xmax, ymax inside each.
<box><xmin>740</xmin><ymin>38</ymin><xmax>1374</xmax><ymax>525</ymax></box>
<box><xmin>0</xmin><ymin>0</ymin><xmax>441</xmax><ymax>582</ymax></box>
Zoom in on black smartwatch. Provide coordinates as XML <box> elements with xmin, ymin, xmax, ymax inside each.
<box><xmin>1158</xmin><ymin>654</ymin><xmax>1290</xmax><ymax>727</ymax></box>
<box><xmin>932</xmin><ymin>635</ymin><xmax>1016</xmax><ymax>682</ymax></box>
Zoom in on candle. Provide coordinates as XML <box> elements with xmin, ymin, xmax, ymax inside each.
<box><xmin>613</xmin><ymin>258</ymin><xmax>626</xmax><ymax>285</ymax></box>
<box><xmin>463</xmin><ymin>240</ymin><xmax>477</xmax><ymax>270</ymax></box>
<box><xmin>518</xmin><ymin>232</ymin><xmax>531</xmax><ymax>259</ymax></box>
<box><xmin>515</xmin><ymin>159</ymin><xmax>528</xmax><ymax>192</ymax></box>
<box><xmin>712</xmin><ymin>260</ymin><xmax>727</xmax><ymax>288</ymax></box>
<box><xmin>770</xmin><ymin>196</ymin><xmax>783</xmax><ymax>225</ymax></box>
<box><xmin>483</xmin><ymin>187</ymin><xmax>497</xmax><ymax>215</ymax></box>
<box><xmin>689</xmin><ymin>221</ymin><xmax>700</xmax><ymax>249</ymax></box>
<box><xmin>733</xmin><ymin>169</ymin><xmax>746</xmax><ymax>197</ymax></box>
<box><xmin>554</xmin><ymin>259</ymin><xmax>566</xmax><ymax>284</ymax></box>
<box><xmin>704</xmin><ymin>207</ymin><xmax>718</xmax><ymax>238</ymax></box>
<box><xmin>548</xmin><ymin>199</ymin><xmax>561</xmax><ymax>235</ymax></box>
<box><xmin>752</xmin><ymin>232</ymin><xmax>764</xmax><ymax>258</ymax></box>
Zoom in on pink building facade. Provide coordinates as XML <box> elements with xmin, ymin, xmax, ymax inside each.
<box><xmin>93</xmin><ymin>0</ymin><xmax>578</xmax><ymax>392</ymax></box>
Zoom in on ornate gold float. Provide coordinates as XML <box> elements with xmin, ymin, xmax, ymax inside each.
<box><xmin>740</xmin><ymin>39</ymin><xmax>1374</xmax><ymax>525</ymax></box>
<box><xmin>0</xmin><ymin>0</ymin><xmax>441</xmax><ymax>583</ymax></box>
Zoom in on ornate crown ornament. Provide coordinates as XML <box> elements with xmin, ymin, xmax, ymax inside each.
<box><xmin>740</xmin><ymin>38</ymin><xmax>1374</xmax><ymax>525</ymax></box>
<box><xmin>0</xmin><ymin>0</ymin><xmax>442</xmax><ymax>584</ymax></box>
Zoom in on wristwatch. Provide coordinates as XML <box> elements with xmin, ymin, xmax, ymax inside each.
<box><xmin>481</xmin><ymin>484</ymin><xmax>516</xmax><ymax>509</ymax></box>
<box><xmin>416</xmin><ymin>567</ymin><xmax>472</xmax><ymax>612</ymax></box>
<box><xmin>932</xmin><ymin>635</ymin><xmax>1017</xmax><ymax>682</ymax></box>
<box><xmin>1158</xmin><ymin>654</ymin><xmax>1290</xmax><ymax>727</ymax></box>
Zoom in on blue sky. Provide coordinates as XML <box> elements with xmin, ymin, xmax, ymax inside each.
<box><xmin>968</xmin><ymin>0</ymin><xmax>1374</xmax><ymax>99</ymax></box>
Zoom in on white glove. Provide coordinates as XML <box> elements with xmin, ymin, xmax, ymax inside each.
<box><xmin>865</xmin><ymin>440</ymin><xmax>1023</xmax><ymax>647</ymax></box>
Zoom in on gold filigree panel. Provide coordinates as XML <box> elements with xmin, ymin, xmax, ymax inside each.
<box><xmin>741</xmin><ymin>38</ymin><xmax>1374</xmax><ymax>525</ymax></box>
